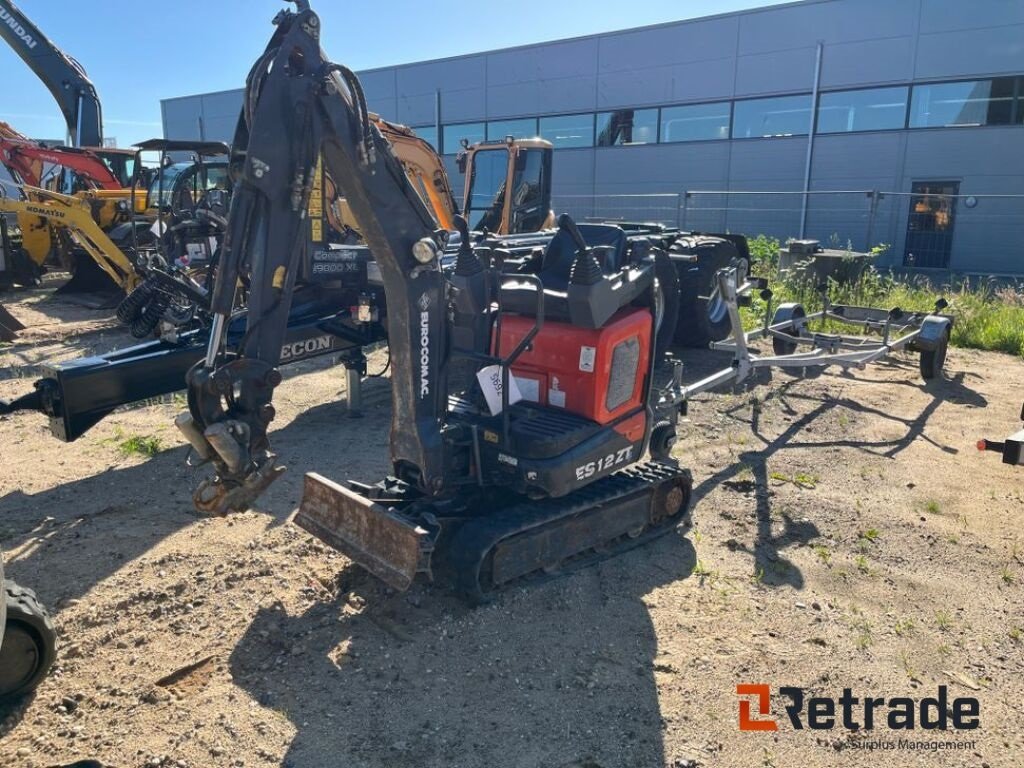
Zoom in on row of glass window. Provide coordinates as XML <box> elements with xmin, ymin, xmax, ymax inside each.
<box><xmin>420</xmin><ymin>75</ymin><xmax>1024</xmax><ymax>154</ymax></box>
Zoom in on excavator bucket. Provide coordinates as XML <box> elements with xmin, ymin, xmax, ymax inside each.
<box><xmin>53</xmin><ymin>250</ymin><xmax>125</xmax><ymax>308</ymax></box>
<box><xmin>0</xmin><ymin>301</ymin><xmax>23</xmax><ymax>342</ymax></box>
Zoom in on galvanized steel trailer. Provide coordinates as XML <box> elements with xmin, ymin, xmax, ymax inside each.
<box><xmin>651</xmin><ymin>265</ymin><xmax>954</xmax><ymax>451</ymax></box>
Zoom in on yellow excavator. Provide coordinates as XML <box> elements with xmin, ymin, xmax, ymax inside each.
<box><xmin>0</xmin><ymin>184</ymin><xmax>141</xmax><ymax>295</ymax></box>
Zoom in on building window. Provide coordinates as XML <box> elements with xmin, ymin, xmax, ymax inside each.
<box><xmin>486</xmin><ymin>118</ymin><xmax>538</xmax><ymax>141</ymax></box>
<box><xmin>415</xmin><ymin>125</ymin><xmax>438</xmax><ymax>151</ymax></box>
<box><xmin>817</xmin><ymin>86</ymin><xmax>909</xmax><ymax>133</ymax></box>
<box><xmin>596</xmin><ymin>109</ymin><xmax>658</xmax><ymax>146</ymax></box>
<box><xmin>732</xmin><ymin>94</ymin><xmax>813</xmax><ymax>139</ymax></box>
<box><xmin>909</xmin><ymin>78</ymin><xmax>1016</xmax><ymax>128</ymax></box>
<box><xmin>659</xmin><ymin>102</ymin><xmax>731</xmax><ymax>143</ymax></box>
<box><xmin>539</xmin><ymin>114</ymin><xmax>594</xmax><ymax>148</ymax></box>
<box><xmin>441</xmin><ymin>122</ymin><xmax>485</xmax><ymax>154</ymax></box>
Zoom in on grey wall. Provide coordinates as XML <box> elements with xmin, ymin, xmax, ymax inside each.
<box><xmin>162</xmin><ymin>0</ymin><xmax>1024</xmax><ymax>275</ymax></box>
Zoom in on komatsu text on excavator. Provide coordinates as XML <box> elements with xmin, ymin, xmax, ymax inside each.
<box><xmin>177</xmin><ymin>1</ymin><xmax>693</xmax><ymax>600</ymax></box>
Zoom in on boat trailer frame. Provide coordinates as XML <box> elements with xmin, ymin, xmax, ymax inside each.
<box><xmin>661</xmin><ymin>266</ymin><xmax>954</xmax><ymax>409</ymax></box>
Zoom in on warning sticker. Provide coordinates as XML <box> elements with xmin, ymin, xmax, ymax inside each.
<box><xmin>579</xmin><ymin>346</ymin><xmax>596</xmax><ymax>373</ymax></box>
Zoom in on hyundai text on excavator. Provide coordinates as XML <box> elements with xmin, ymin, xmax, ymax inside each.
<box><xmin>176</xmin><ymin>1</ymin><xmax>692</xmax><ymax>600</ymax></box>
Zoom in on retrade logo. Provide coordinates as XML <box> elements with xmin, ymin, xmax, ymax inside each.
<box><xmin>737</xmin><ymin>684</ymin><xmax>778</xmax><ymax>731</ymax></box>
<box><xmin>736</xmin><ymin>684</ymin><xmax>979</xmax><ymax>732</ymax></box>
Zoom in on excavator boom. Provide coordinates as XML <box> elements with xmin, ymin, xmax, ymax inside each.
<box><xmin>0</xmin><ymin>137</ymin><xmax>121</xmax><ymax>189</ymax></box>
<box><xmin>184</xmin><ymin>2</ymin><xmax>450</xmax><ymax>512</ymax></box>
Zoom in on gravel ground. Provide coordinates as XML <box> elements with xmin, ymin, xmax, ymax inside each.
<box><xmin>1</xmin><ymin>281</ymin><xmax>1022</xmax><ymax>768</ymax></box>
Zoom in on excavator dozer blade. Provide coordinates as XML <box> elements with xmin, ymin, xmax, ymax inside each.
<box><xmin>0</xmin><ymin>302</ymin><xmax>24</xmax><ymax>342</ymax></box>
<box><xmin>294</xmin><ymin>473</ymin><xmax>432</xmax><ymax>592</ymax></box>
<box><xmin>53</xmin><ymin>251</ymin><xmax>125</xmax><ymax>309</ymax></box>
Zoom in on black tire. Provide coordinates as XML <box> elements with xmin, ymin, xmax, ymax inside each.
<box><xmin>649</xmin><ymin>420</ymin><xmax>677</xmax><ymax>461</ymax></box>
<box><xmin>919</xmin><ymin>330</ymin><xmax>949</xmax><ymax>381</ymax></box>
<box><xmin>771</xmin><ymin>303</ymin><xmax>806</xmax><ymax>356</ymax></box>
<box><xmin>672</xmin><ymin>236</ymin><xmax>746</xmax><ymax>348</ymax></box>
<box><xmin>0</xmin><ymin>579</ymin><xmax>57</xmax><ymax>703</ymax></box>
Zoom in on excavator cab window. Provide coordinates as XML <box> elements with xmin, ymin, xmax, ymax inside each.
<box><xmin>465</xmin><ymin>147</ymin><xmax>509</xmax><ymax>232</ymax></box>
<box><xmin>508</xmin><ymin>147</ymin><xmax>550</xmax><ymax>234</ymax></box>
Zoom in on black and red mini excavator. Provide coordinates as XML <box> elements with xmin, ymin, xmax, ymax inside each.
<box><xmin>177</xmin><ymin>1</ymin><xmax>693</xmax><ymax>600</ymax></box>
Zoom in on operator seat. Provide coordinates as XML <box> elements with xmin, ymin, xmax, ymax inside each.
<box><xmin>500</xmin><ymin>221</ymin><xmax>652</xmax><ymax>329</ymax></box>
<box><xmin>538</xmin><ymin>223</ymin><xmax>627</xmax><ymax>285</ymax></box>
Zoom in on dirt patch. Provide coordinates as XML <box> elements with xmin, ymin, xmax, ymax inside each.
<box><xmin>1</xmin><ymin>285</ymin><xmax>1022</xmax><ymax>767</ymax></box>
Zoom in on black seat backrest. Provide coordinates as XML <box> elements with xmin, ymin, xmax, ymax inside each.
<box><xmin>538</xmin><ymin>223</ymin><xmax>627</xmax><ymax>289</ymax></box>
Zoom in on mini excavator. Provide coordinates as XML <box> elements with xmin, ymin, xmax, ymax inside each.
<box><xmin>177</xmin><ymin>1</ymin><xmax>692</xmax><ymax>600</ymax></box>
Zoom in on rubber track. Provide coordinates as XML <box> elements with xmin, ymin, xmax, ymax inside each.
<box><xmin>446</xmin><ymin>461</ymin><xmax>692</xmax><ymax>602</ymax></box>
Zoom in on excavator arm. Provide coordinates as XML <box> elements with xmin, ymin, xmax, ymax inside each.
<box><xmin>0</xmin><ymin>137</ymin><xmax>121</xmax><ymax>189</ymax></box>
<box><xmin>0</xmin><ymin>185</ymin><xmax>139</xmax><ymax>291</ymax></box>
<box><xmin>182</xmin><ymin>1</ymin><xmax>450</xmax><ymax>513</ymax></box>
<box><xmin>0</xmin><ymin>0</ymin><xmax>103</xmax><ymax>147</ymax></box>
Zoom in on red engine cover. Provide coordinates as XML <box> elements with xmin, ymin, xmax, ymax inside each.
<box><xmin>496</xmin><ymin>308</ymin><xmax>652</xmax><ymax>426</ymax></box>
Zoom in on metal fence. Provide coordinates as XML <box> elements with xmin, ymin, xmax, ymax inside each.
<box><xmin>552</xmin><ymin>190</ymin><xmax>1024</xmax><ymax>276</ymax></box>
<box><xmin>680</xmin><ymin>190</ymin><xmax>884</xmax><ymax>252</ymax></box>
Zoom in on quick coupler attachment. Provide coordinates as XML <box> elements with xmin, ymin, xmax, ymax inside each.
<box><xmin>176</xmin><ymin>413</ymin><xmax>287</xmax><ymax>515</ymax></box>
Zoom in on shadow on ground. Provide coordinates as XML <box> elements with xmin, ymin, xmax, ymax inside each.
<box><xmin>230</xmin><ymin>532</ymin><xmax>696</xmax><ymax>768</ymax></box>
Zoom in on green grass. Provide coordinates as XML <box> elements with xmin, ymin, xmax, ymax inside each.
<box><xmin>813</xmin><ymin>544</ymin><xmax>832</xmax><ymax>565</ymax></box>
<box><xmin>745</xmin><ymin>235</ymin><xmax>1024</xmax><ymax>358</ymax></box>
<box><xmin>110</xmin><ymin>429</ymin><xmax>163</xmax><ymax>457</ymax></box>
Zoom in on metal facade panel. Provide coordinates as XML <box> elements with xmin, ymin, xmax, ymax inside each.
<box><xmin>486</xmin><ymin>76</ymin><xmax>597</xmax><ymax>119</ymax></box>
<box><xmin>728</xmin><ymin>137</ymin><xmax>807</xmax><ymax>185</ymax></box>
<box><xmin>811</xmin><ymin>133</ymin><xmax>904</xmax><ymax>179</ymax></box>
<box><xmin>919</xmin><ymin>0</ymin><xmax>1024</xmax><ymax>33</ymax></box>
<box><xmin>200</xmin><ymin>91</ymin><xmax>243</xmax><ymax>119</ymax></box>
<box><xmin>162</xmin><ymin>96</ymin><xmax>203</xmax><ymax>140</ymax></box>
<box><xmin>597</xmin><ymin>16</ymin><xmax>739</xmax><ymax>72</ymax></box>
<box><xmin>915</xmin><ymin>24</ymin><xmax>1024</xmax><ymax>79</ymax></box>
<box><xmin>597</xmin><ymin>59</ymin><xmax>735</xmax><ymax>108</ymax></box>
<box><xmin>438</xmin><ymin>88</ymin><xmax>487</xmax><ymax>123</ymax></box>
<box><xmin>737</xmin><ymin>0</ymin><xmax>917</xmax><ymax>53</ymax></box>
<box><xmin>200</xmin><ymin>115</ymin><xmax>236</xmax><ymax>143</ymax></box>
<box><xmin>366</xmin><ymin>97</ymin><xmax>398</xmax><ymax>122</ymax></box>
<box><xmin>595</xmin><ymin>143</ymin><xmax>731</xmax><ymax>187</ymax></box>
<box><xmin>734</xmin><ymin>47</ymin><xmax>817</xmax><ymax>96</ymax></box>
<box><xmin>396</xmin><ymin>92</ymin><xmax>436</xmax><ymax>126</ymax></box>
<box><xmin>486</xmin><ymin>38</ymin><xmax>598</xmax><ymax>85</ymax></box>
<box><xmin>904</xmin><ymin>128</ymin><xmax>1024</xmax><ymax>178</ymax></box>
<box><xmin>550</xmin><ymin>150</ymin><xmax>595</xmax><ymax>196</ymax></box>
<box><xmin>395</xmin><ymin>56</ymin><xmax>486</xmax><ymax>96</ymax></box>
<box><xmin>819</xmin><ymin>37</ymin><xmax>916</xmax><ymax>88</ymax></box>
<box><xmin>358</xmin><ymin>68</ymin><xmax>397</xmax><ymax>99</ymax></box>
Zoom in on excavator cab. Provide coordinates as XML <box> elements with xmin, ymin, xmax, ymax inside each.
<box><xmin>458</xmin><ymin>138</ymin><xmax>554</xmax><ymax>235</ymax></box>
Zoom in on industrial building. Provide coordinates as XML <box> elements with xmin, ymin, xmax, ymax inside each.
<box><xmin>162</xmin><ymin>0</ymin><xmax>1024</xmax><ymax>275</ymax></box>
